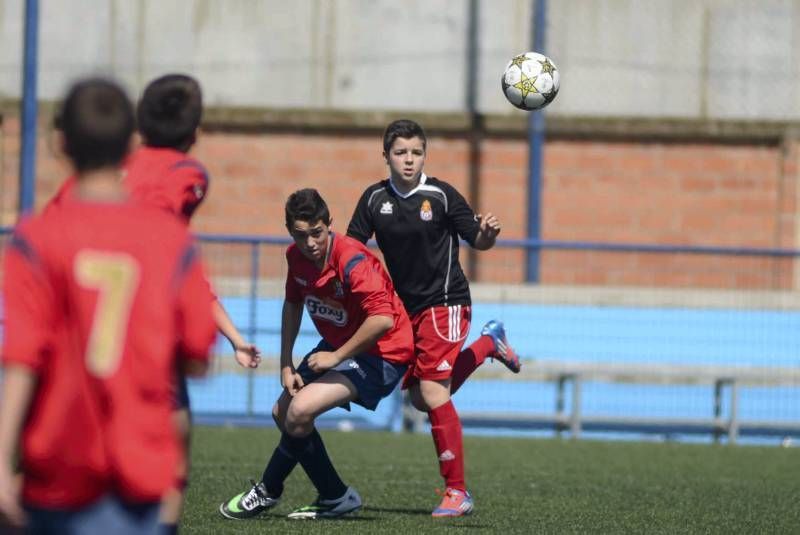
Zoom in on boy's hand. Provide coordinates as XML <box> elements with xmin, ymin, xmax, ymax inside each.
<box><xmin>280</xmin><ymin>367</ymin><xmax>304</xmax><ymax>396</ymax></box>
<box><xmin>307</xmin><ymin>351</ymin><xmax>341</xmax><ymax>373</ymax></box>
<box><xmin>477</xmin><ymin>212</ymin><xmax>501</xmax><ymax>240</ymax></box>
<box><xmin>233</xmin><ymin>343</ymin><xmax>262</xmax><ymax>369</ymax></box>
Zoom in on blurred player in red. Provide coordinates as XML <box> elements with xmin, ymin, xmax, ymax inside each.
<box><xmin>347</xmin><ymin>119</ymin><xmax>521</xmax><ymax>517</ymax></box>
<box><xmin>46</xmin><ymin>74</ymin><xmax>261</xmax><ymax>532</ymax></box>
<box><xmin>0</xmin><ymin>78</ymin><xmax>216</xmax><ymax>534</ymax></box>
<box><xmin>219</xmin><ymin>188</ymin><xmax>414</xmax><ymax>520</ymax></box>
<box><xmin>48</xmin><ymin>73</ymin><xmax>258</xmax><ymax>370</ymax></box>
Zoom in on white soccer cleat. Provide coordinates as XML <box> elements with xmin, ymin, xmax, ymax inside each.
<box><xmin>287</xmin><ymin>486</ymin><xmax>362</xmax><ymax>519</ymax></box>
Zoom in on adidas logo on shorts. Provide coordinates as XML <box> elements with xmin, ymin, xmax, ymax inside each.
<box><xmin>436</xmin><ymin>361</ymin><xmax>451</xmax><ymax>372</ymax></box>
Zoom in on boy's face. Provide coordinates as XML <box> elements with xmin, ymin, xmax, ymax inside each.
<box><xmin>289</xmin><ymin>219</ymin><xmax>330</xmax><ymax>265</ymax></box>
<box><xmin>384</xmin><ymin>136</ymin><xmax>426</xmax><ymax>187</ymax></box>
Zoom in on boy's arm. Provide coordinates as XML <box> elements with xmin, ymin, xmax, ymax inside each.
<box><xmin>307</xmin><ymin>314</ymin><xmax>393</xmax><ymax>372</ymax></box>
<box><xmin>0</xmin><ymin>226</ymin><xmax>50</xmax><ymax>526</ymax></box>
<box><xmin>0</xmin><ymin>365</ymin><xmax>36</xmax><ymax>526</ymax></box>
<box><xmin>472</xmin><ymin>212</ymin><xmax>501</xmax><ymax>250</ymax></box>
<box><xmin>174</xmin><ymin>243</ymin><xmax>217</xmax><ymax>377</ymax></box>
<box><xmin>212</xmin><ymin>300</ymin><xmax>261</xmax><ymax>369</ymax></box>
<box><xmin>280</xmin><ymin>300</ymin><xmax>305</xmax><ymax>395</ymax></box>
<box><xmin>346</xmin><ymin>188</ymin><xmax>374</xmax><ymax>243</ymax></box>
<box><xmin>307</xmin><ymin>254</ymin><xmax>395</xmax><ymax>372</ymax></box>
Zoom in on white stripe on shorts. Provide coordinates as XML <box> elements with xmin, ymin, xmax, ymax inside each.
<box><xmin>431</xmin><ymin>304</ymin><xmax>468</xmax><ymax>343</ymax></box>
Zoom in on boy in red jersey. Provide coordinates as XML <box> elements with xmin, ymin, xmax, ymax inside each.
<box><xmin>47</xmin><ymin>75</ymin><xmax>257</xmax><ymax>367</ymax></box>
<box><xmin>0</xmin><ymin>78</ymin><xmax>216</xmax><ymax>534</ymax></box>
<box><xmin>49</xmin><ymin>74</ymin><xmax>209</xmax><ymax>223</ymax></box>
<box><xmin>47</xmin><ymin>75</ymin><xmax>259</xmax><ymax>532</ymax></box>
<box><xmin>48</xmin><ymin>74</ymin><xmax>257</xmax><ymax>371</ymax></box>
<box><xmin>219</xmin><ymin>189</ymin><xmax>414</xmax><ymax>520</ymax></box>
<box><xmin>132</xmin><ymin>74</ymin><xmax>261</xmax><ymax>531</ymax></box>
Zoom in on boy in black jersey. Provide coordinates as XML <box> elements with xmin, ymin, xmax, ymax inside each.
<box><xmin>347</xmin><ymin>119</ymin><xmax>521</xmax><ymax>517</ymax></box>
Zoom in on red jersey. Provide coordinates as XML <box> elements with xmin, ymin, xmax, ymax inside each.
<box><xmin>44</xmin><ymin>172</ymin><xmax>77</xmax><ymax>213</ymax></box>
<box><xmin>285</xmin><ymin>233</ymin><xmax>413</xmax><ymax>365</ymax></box>
<box><xmin>124</xmin><ymin>146</ymin><xmax>208</xmax><ymax>222</ymax></box>
<box><xmin>45</xmin><ymin>146</ymin><xmax>208</xmax><ymax>223</ymax></box>
<box><xmin>2</xmin><ymin>200</ymin><xmax>216</xmax><ymax>508</ymax></box>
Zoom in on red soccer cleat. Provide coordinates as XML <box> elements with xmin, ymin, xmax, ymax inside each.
<box><xmin>432</xmin><ymin>488</ymin><xmax>474</xmax><ymax>517</ymax></box>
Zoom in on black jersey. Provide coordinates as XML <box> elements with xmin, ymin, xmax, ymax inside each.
<box><xmin>347</xmin><ymin>174</ymin><xmax>481</xmax><ymax>315</ymax></box>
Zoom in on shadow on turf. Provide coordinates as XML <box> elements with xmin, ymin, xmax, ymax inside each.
<box><xmin>228</xmin><ymin>508</ymin><xmax>485</xmax><ymax>527</ymax></box>
<box><xmin>362</xmin><ymin>505</ymin><xmax>430</xmax><ymax>516</ymax></box>
<box><xmin>363</xmin><ymin>506</ymin><xmax>488</xmax><ymax>528</ymax></box>
<box><xmin>248</xmin><ymin>511</ymin><xmax>376</xmax><ymax>523</ymax></box>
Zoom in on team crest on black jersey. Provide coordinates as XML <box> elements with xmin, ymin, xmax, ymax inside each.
<box><xmin>420</xmin><ymin>199</ymin><xmax>433</xmax><ymax>221</ymax></box>
<box><xmin>380</xmin><ymin>201</ymin><xmax>393</xmax><ymax>215</ymax></box>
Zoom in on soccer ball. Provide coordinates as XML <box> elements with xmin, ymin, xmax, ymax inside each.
<box><xmin>501</xmin><ymin>52</ymin><xmax>559</xmax><ymax>111</ymax></box>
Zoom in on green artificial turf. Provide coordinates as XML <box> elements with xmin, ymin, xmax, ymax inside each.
<box><xmin>183</xmin><ymin>426</ymin><xmax>799</xmax><ymax>534</ymax></box>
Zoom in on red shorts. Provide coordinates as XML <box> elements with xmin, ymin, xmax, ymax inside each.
<box><xmin>402</xmin><ymin>304</ymin><xmax>472</xmax><ymax>388</ymax></box>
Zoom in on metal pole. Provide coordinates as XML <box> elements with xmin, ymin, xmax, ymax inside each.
<box><xmin>19</xmin><ymin>0</ymin><xmax>39</xmax><ymax>215</ymax></box>
<box><xmin>526</xmin><ymin>0</ymin><xmax>547</xmax><ymax>282</ymax></box>
<box><xmin>246</xmin><ymin>242</ymin><xmax>260</xmax><ymax>415</ymax></box>
<box><xmin>570</xmin><ymin>374</ymin><xmax>582</xmax><ymax>439</ymax></box>
<box><xmin>556</xmin><ymin>374</ymin><xmax>566</xmax><ymax>437</ymax></box>
<box><xmin>713</xmin><ymin>379</ymin><xmax>723</xmax><ymax>444</ymax></box>
<box><xmin>728</xmin><ymin>381</ymin><xmax>739</xmax><ymax>445</ymax></box>
<box><xmin>466</xmin><ymin>0</ymin><xmax>482</xmax><ymax>280</ymax></box>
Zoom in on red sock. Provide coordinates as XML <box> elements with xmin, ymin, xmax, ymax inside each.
<box><xmin>450</xmin><ymin>335</ymin><xmax>495</xmax><ymax>395</ymax></box>
<box><xmin>429</xmin><ymin>400</ymin><xmax>465</xmax><ymax>491</ymax></box>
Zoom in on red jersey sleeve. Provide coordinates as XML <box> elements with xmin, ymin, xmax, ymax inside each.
<box><xmin>173</xmin><ymin>242</ymin><xmax>216</xmax><ymax>363</ymax></box>
<box><xmin>2</xmin><ymin>227</ymin><xmax>56</xmax><ymax>372</ymax></box>
<box><xmin>166</xmin><ymin>161</ymin><xmax>209</xmax><ymax>222</ymax></box>
<box><xmin>343</xmin><ymin>254</ymin><xmax>394</xmax><ymax>317</ymax></box>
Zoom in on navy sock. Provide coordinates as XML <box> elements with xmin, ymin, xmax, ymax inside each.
<box><xmin>284</xmin><ymin>428</ymin><xmax>347</xmax><ymax>500</ymax></box>
<box><xmin>158</xmin><ymin>524</ymin><xmax>178</xmax><ymax>535</ymax></box>
<box><xmin>261</xmin><ymin>433</ymin><xmax>299</xmax><ymax>498</ymax></box>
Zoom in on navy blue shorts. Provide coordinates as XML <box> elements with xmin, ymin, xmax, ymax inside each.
<box><xmin>26</xmin><ymin>494</ymin><xmax>160</xmax><ymax>535</ymax></box>
<box><xmin>172</xmin><ymin>373</ymin><xmax>190</xmax><ymax>411</ymax></box>
<box><xmin>296</xmin><ymin>340</ymin><xmax>407</xmax><ymax>411</ymax></box>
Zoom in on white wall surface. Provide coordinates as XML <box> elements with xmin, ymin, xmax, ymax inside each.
<box><xmin>0</xmin><ymin>0</ymin><xmax>797</xmax><ymax>119</ymax></box>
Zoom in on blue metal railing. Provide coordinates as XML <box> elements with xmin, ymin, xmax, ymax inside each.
<box><xmin>2</xmin><ymin>225</ymin><xmax>797</xmax><ymax>258</ymax></box>
<box><xmin>2</xmin><ymin>229</ymin><xmax>800</xmax><ymax>437</ymax></box>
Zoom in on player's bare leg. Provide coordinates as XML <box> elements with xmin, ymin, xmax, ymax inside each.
<box><xmin>221</xmin><ymin>374</ymin><xmax>362</xmax><ymax>520</ymax></box>
<box><xmin>160</xmin><ymin>407</ymin><xmax>191</xmax><ymax>528</ymax></box>
<box><xmin>284</xmin><ymin>375</ymin><xmax>363</xmax><ymax>519</ymax></box>
<box><xmin>283</xmin><ymin>375</ymin><xmax>356</xmax><ymax>435</ymax></box>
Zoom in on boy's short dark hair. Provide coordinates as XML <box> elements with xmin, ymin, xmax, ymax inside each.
<box><xmin>59</xmin><ymin>78</ymin><xmax>134</xmax><ymax>172</ymax></box>
<box><xmin>137</xmin><ymin>74</ymin><xmax>202</xmax><ymax>150</ymax></box>
<box><xmin>382</xmin><ymin>119</ymin><xmax>427</xmax><ymax>153</ymax></box>
<box><xmin>285</xmin><ymin>189</ymin><xmax>331</xmax><ymax>229</ymax></box>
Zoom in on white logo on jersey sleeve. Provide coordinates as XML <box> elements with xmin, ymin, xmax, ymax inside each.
<box><xmin>305</xmin><ymin>296</ymin><xmax>347</xmax><ymax>326</ymax></box>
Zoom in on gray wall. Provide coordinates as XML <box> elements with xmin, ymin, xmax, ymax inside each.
<box><xmin>0</xmin><ymin>0</ymin><xmax>797</xmax><ymax>119</ymax></box>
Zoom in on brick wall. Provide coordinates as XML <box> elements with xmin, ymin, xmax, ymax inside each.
<box><xmin>2</xmin><ymin>109</ymin><xmax>798</xmax><ymax>289</ymax></box>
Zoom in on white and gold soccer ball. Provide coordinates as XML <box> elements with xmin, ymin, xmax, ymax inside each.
<box><xmin>501</xmin><ymin>52</ymin><xmax>559</xmax><ymax>111</ymax></box>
